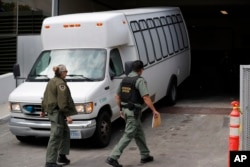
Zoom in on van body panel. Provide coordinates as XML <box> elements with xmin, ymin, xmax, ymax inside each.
<box><xmin>9</xmin><ymin>7</ymin><xmax>191</xmax><ymax>147</ymax></box>
<box><xmin>9</xmin><ymin>82</ymin><xmax>47</xmax><ymax>103</ymax></box>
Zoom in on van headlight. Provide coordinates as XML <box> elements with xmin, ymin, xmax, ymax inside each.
<box><xmin>75</xmin><ymin>102</ymin><xmax>93</xmax><ymax>114</ymax></box>
<box><xmin>10</xmin><ymin>103</ymin><xmax>21</xmax><ymax>112</ymax></box>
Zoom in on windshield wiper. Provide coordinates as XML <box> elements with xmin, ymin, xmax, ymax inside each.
<box><xmin>66</xmin><ymin>74</ymin><xmax>94</xmax><ymax>81</ymax></box>
<box><xmin>30</xmin><ymin>75</ymin><xmax>49</xmax><ymax>79</ymax></box>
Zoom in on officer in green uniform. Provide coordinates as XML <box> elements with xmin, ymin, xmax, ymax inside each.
<box><xmin>40</xmin><ymin>64</ymin><xmax>78</xmax><ymax>167</ymax></box>
<box><xmin>106</xmin><ymin>60</ymin><xmax>160</xmax><ymax>167</ymax></box>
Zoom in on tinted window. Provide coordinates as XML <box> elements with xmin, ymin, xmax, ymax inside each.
<box><xmin>131</xmin><ymin>21</ymin><xmax>148</xmax><ymax>65</ymax></box>
<box><xmin>172</xmin><ymin>15</ymin><xmax>184</xmax><ymax>50</ymax></box>
<box><xmin>161</xmin><ymin>17</ymin><xmax>174</xmax><ymax>55</ymax></box>
<box><xmin>110</xmin><ymin>49</ymin><xmax>124</xmax><ymax>76</ymax></box>
<box><xmin>147</xmin><ymin>19</ymin><xmax>162</xmax><ymax>60</ymax></box>
<box><xmin>154</xmin><ymin>18</ymin><xmax>168</xmax><ymax>57</ymax></box>
<box><xmin>177</xmin><ymin>14</ymin><xmax>189</xmax><ymax>48</ymax></box>
<box><xmin>139</xmin><ymin>20</ymin><xmax>155</xmax><ymax>64</ymax></box>
<box><xmin>166</xmin><ymin>16</ymin><xmax>179</xmax><ymax>52</ymax></box>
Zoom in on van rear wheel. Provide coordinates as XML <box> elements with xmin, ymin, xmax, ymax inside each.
<box><xmin>166</xmin><ymin>79</ymin><xmax>177</xmax><ymax>105</ymax></box>
<box><xmin>92</xmin><ymin>111</ymin><xmax>111</xmax><ymax>147</ymax></box>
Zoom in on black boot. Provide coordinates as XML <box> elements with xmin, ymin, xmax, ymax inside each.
<box><xmin>141</xmin><ymin>155</ymin><xmax>154</xmax><ymax>163</ymax></box>
<box><xmin>57</xmin><ymin>154</ymin><xmax>70</xmax><ymax>165</ymax></box>
<box><xmin>106</xmin><ymin>157</ymin><xmax>123</xmax><ymax>167</ymax></box>
<box><xmin>45</xmin><ymin>162</ymin><xmax>62</xmax><ymax>167</ymax></box>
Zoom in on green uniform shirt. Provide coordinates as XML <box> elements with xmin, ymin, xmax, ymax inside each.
<box><xmin>42</xmin><ymin>77</ymin><xmax>77</xmax><ymax>116</ymax></box>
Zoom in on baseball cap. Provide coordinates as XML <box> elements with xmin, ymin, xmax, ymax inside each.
<box><xmin>58</xmin><ymin>64</ymin><xmax>68</xmax><ymax>72</ymax></box>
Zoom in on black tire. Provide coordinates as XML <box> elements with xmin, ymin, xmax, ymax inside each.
<box><xmin>16</xmin><ymin>136</ymin><xmax>35</xmax><ymax>143</ymax></box>
<box><xmin>92</xmin><ymin>111</ymin><xmax>111</xmax><ymax>148</ymax></box>
<box><xmin>166</xmin><ymin>79</ymin><xmax>177</xmax><ymax>105</ymax></box>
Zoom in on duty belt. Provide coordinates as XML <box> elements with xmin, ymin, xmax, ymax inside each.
<box><xmin>121</xmin><ymin>103</ymin><xmax>141</xmax><ymax>119</ymax></box>
<box><xmin>121</xmin><ymin>103</ymin><xmax>140</xmax><ymax>110</ymax></box>
<box><xmin>121</xmin><ymin>104</ymin><xmax>130</xmax><ymax>108</ymax></box>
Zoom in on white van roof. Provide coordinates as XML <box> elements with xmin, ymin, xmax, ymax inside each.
<box><xmin>41</xmin><ymin>7</ymin><xmax>180</xmax><ymax>50</ymax></box>
<box><xmin>41</xmin><ymin>12</ymin><xmax>129</xmax><ymax>49</ymax></box>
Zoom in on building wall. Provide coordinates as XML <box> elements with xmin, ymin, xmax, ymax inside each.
<box><xmin>0</xmin><ymin>73</ymin><xmax>15</xmax><ymax>104</ymax></box>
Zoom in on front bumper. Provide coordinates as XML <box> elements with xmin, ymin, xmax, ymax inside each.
<box><xmin>8</xmin><ymin>117</ymin><xmax>96</xmax><ymax>139</ymax></box>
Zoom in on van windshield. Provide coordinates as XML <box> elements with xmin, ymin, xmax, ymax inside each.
<box><xmin>27</xmin><ymin>49</ymin><xmax>107</xmax><ymax>82</ymax></box>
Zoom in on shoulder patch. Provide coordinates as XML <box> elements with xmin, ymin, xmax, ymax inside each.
<box><xmin>59</xmin><ymin>84</ymin><xmax>66</xmax><ymax>91</ymax></box>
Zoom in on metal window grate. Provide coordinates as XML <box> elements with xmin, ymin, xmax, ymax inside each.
<box><xmin>240</xmin><ymin>65</ymin><xmax>250</xmax><ymax>150</ymax></box>
<box><xmin>0</xmin><ymin>37</ymin><xmax>16</xmax><ymax>75</ymax></box>
<box><xmin>0</xmin><ymin>11</ymin><xmax>45</xmax><ymax>74</ymax></box>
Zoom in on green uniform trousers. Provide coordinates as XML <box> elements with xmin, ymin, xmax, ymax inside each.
<box><xmin>46</xmin><ymin>110</ymin><xmax>70</xmax><ymax>163</ymax></box>
<box><xmin>110</xmin><ymin>108</ymin><xmax>150</xmax><ymax>160</ymax></box>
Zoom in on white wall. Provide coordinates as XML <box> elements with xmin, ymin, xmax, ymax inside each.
<box><xmin>0</xmin><ymin>36</ymin><xmax>42</xmax><ymax>104</ymax></box>
<box><xmin>17</xmin><ymin>35</ymin><xmax>42</xmax><ymax>78</ymax></box>
<box><xmin>0</xmin><ymin>73</ymin><xmax>15</xmax><ymax>104</ymax></box>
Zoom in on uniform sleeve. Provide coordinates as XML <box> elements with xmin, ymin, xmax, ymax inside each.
<box><xmin>57</xmin><ymin>83</ymin><xmax>70</xmax><ymax>113</ymax></box>
<box><xmin>136</xmin><ymin>78</ymin><xmax>149</xmax><ymax>97</ymax></box>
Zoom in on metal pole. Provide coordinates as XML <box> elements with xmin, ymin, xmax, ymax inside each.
<box><xmin>51</xmin><ymin>0</ymin><xmax>59</xmax><ymax>16</ymax></box>
<box><xmin>16</xmin><ymin>0</ymin><xmax>18</xmax><ymax>35</ymax></box>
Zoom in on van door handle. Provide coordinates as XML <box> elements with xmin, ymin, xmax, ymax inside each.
<box><xmin>105</xmin><ymin>86</ymin><xmax>109</xmax><ymax>90</ymax></box>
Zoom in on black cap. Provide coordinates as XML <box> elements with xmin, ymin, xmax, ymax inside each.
<box><xmin>132</xmin><ymin>60</ymin><xmax>144</xmax><ymax>72</ymax></box>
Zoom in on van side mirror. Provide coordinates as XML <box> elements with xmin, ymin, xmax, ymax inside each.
<box><xmin>109</xmin><ymin>68</ymin><xmax>115</xmax><ymax>80</ymax></box>
<box><xmin>124</xmin><ymin>61</ymin><xmax>133</xmax><ymax>76</ymax></box>
<box><xmin>13</xmin><ymin>64</ymin><xmax>20</xmax><ymax>79</ymax></box>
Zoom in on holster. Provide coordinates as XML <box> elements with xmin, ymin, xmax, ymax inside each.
<box><xmin>122</xmin><ymin>103</ymin><xmax>140</xmax><ymax>119</ymax></box>
<box><xmin>133</xmin><ymin>107</ymin><xmax>140</xmax><ymax>119</ymax></box>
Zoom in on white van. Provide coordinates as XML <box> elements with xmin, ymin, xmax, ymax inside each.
<box><xmin>8</xmin><ymin>7</ymin><xmax>191</xmax><ymax>147</ymax></box>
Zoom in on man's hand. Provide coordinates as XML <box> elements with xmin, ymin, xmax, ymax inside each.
<box><xmin>40</xmin><ymin>112</ymin><xmax>45</xmax><ymax>118</ymax></box>
<box><xmin>66</xmin><ymin>116</ymin><xmax>73</xmax><ymax>124</ymax></box>
<box><xmin>120</xmin><ymin>111</ymin><xmax>125</xmax><ymax>119</ymax></box>
<box><xmin>153</xmin><ymin>110</ymin><xmax>160</xmax><ymax>118</ymax></box>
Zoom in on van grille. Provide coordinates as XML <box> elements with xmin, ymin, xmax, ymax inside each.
<box><xmin>23</xmin><ymin>105</ymin><xmax>42</xmax><ymax>115</ymax></box>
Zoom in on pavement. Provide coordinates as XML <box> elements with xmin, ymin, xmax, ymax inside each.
<box><xmin>0</xmin><ymin>102</ymin><xmax>9</xmax><ymax>120</ymax></box>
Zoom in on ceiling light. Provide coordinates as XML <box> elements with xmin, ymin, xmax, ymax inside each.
<box><xmin>220</xmin><ymin>10</ymin><xmax>228</xmax><ymax>15</ymax></box>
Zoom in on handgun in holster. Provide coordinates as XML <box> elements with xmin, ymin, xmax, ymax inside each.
<box><xmin>133</xmin><ymin>107</ymin><xmax>140</xmax><ymax>119</ymax></box>
<box><xmin>122</xmin><ymin>102</ymin><xmax>140</xmax><ymax>119</ymax></box>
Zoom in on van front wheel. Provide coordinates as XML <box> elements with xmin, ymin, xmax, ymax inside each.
<box><xmin>16</xmin><ymin>136</ymin><xmax>34</xmax><ymax>143</ymax></box>
<box><xmin>93</xmin><ymin>111</ymin><xmax>111</xmax><ymax>147</ymax></box>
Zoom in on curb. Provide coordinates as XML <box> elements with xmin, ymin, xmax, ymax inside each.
<box><xmin>0</xmin><ymin>103</ymin><xmax>10</xmax><ymax>121</ymax></box>
<box><xmin>0</xmin><ymin>115</ymin><xmax>10</xmax><ymax>124</ymax></box>
<box><xmin>0</xmin><ymin>114</ymin><xmax>10</xmax><ymax>120</ymax></box>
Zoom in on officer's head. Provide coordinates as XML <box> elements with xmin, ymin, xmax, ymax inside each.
<box><xmin>132</xmin><ymin>60</ymin><xmax>144</xmax><ymax>73</ymax></box>
<box><xmin>53</xmin><ymin>64</ymin><xmax>68</xmax><ymax>78</ymax></box>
